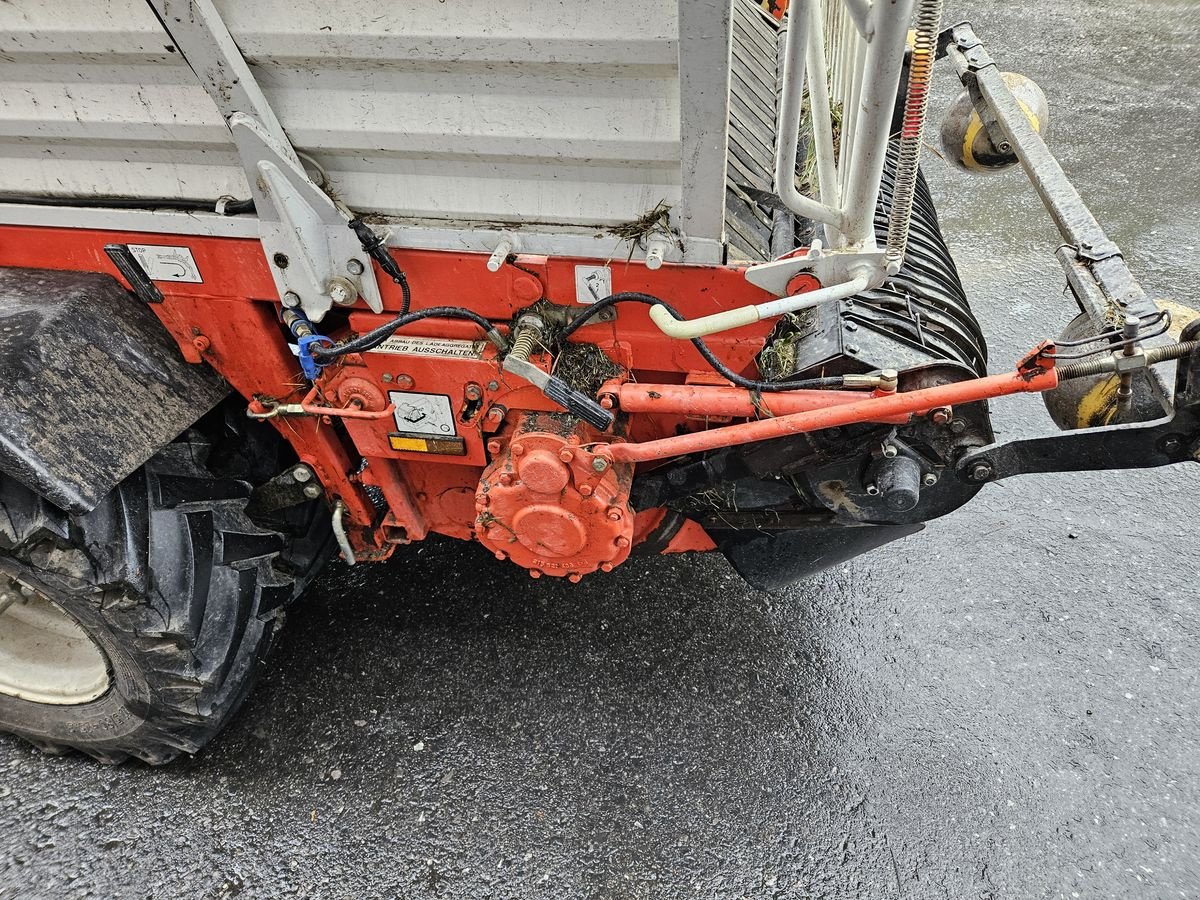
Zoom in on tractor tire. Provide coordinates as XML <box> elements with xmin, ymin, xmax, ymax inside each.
<box><xmin>0</xmin><ymin>435</ymin><xmax>331</xmax><ymax>765</ymax></box>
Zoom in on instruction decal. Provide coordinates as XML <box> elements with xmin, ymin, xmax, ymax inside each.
<box><xmin>388</xmin><ymin>391</ymin><xmax>457</xmax><ymax>437</ymax></box>
<box><xmin>126</xmin><ymin>244</ymin><xmax>203</xmax><ymax>283</ymax></box>
<box><xmin>374</xmin><ymin>336</ymin><xmax>486</xmax><ymax>359</ymax></box>
<box><xmin>574</xmin><ymin>265</ymin><xmax>612</xmax><ymax>304</ymax></box>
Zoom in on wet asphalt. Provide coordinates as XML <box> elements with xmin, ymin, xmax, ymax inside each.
<box><xmin>3</xmin><ymin>2</ymin><xmax>1200</xmax><ymax>898</ymax></box>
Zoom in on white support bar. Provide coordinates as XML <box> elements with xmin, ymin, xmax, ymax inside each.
<box><xmin>805</xmin><ymin>0</ymin><xmax>841</xmax><ymax>240</ymax></box>
<box><xmin>841</xmin><ymin>0</ymin><xmax>874</xmax><ymax>37</ymax></box>
<box><xmin>838</xmin><ymin>0</ymin><xmax>916</xmax><ymax>246</ymax></box>
<box><xmin>774</xmin><ymin>1</ymin><xmax>847</xmax><ymax>228</ymax></box>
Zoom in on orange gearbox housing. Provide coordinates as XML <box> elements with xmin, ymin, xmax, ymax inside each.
<box><xmin>475</xmin><ymin>415</ymin><xmax>634</xmax><ymax>580</ymax></box>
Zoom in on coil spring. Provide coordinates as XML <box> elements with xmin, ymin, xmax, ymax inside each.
<box><xmin>884</xmin><ymin>0</ymin><xmax>944</xmax><ymax>271</ymax></box>
<box><xmin>508</xmin><ymin>325</ymin><xmax>539</xmax><ymax>363</ymax></box>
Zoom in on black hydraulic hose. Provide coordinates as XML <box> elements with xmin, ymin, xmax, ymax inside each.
<box><xmin>311</xmin><ymin>306</ymin><xmax>505</xmax><ymax>360</ymax></box>
<box><xmin>562</xmin><ymin>292</ymin><xmax>846</xmax><ymax>393</ymax></box>
<box><xmin>349</xmin><ymin>218</ymin><xmax>411</xmax><ymax>316</ymax></box>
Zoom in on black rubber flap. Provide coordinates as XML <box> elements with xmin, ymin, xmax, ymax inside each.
<box><xmin>714</xmin><ymin>522</ymin><xmax>925</xmax><ymax>591</ymax></box>
<box><xmin>0</xmin><ymin>268</ymin><xmax>228</xmax><ymax>513</ymax></box>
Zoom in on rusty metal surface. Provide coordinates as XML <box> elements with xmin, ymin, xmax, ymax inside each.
<box><xmin>0</xmin><ymin>268</ymin><xmax>227</xmax><ymax>512</ymax></box>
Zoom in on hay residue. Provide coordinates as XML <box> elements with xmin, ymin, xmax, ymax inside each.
<box><xmin>757</xmin><ymin>309</ymin><xmax>818</xmax><ymax>381</ymax></box>
<box><xmin>552</xmin><ymin>342</ymin><xmax>624</xmax><ymax>396</ymax></box>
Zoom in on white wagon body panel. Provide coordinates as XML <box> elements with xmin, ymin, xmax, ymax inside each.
<box><xmin>0</xmin><ymin>0</ymin><xmax>767</xmax><ymax>261</ymax></box>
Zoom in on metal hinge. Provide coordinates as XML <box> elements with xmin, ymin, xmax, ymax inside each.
<box><xmin>147</xmin><ymin>0</ymin><xmax>383</xmax><ymax>322</ymax></box>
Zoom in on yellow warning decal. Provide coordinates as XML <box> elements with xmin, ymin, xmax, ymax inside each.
<box><xmin>388</xmin><ymin>434</ymin><xmax>467</xmax><ymax>456</ymax></box>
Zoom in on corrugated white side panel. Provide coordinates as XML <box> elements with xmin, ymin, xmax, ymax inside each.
<box><xmin>0</xmin><ymin>1</ymin><xmax>692</xmax><ymax>233</ymax></box>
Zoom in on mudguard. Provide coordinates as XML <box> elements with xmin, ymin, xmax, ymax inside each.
<box><xmin>0</xmin><ymin>268</ymin><xmax>228</xmax><ymax>513</ymax></box>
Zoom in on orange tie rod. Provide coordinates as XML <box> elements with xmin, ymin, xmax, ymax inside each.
<box><xmin>599</xmin><ymin>354</ymin><xmax>1060</xmax><ymax>465</ymax></box>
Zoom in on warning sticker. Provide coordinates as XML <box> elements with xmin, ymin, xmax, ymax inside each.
<box><xmin>388</xmin><ymin>391</ymin><xmax>457</xmax><ymax>437</ymax></box>
<box><xmin>126</xmin><ymin>244</ymin><xmax>203</xmax><ymax>283</ymax></box>
<box><xmin>574</xmin><ymin>265</ymin><xmax>612</xmax><ymax>304</ymax></box>
<box><xmin>373</xmin><ymin>336</ymin><xmax>486</xmax><ymax>359</ymax></box>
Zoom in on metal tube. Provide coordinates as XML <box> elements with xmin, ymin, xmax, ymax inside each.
<box><xmin>841</xmin><ymin>0</ymin><xmax>872</xmax><ymax>36</ymax></box>
<box><xmin>601</xmin><ymin>363</ymin><xmax>1060</xmax><ymax>463</ymax></box>
<box><xmin>646</xmin><ymin>273</ymin><xmax>870</xmax><ymax>339</ymax></box>
<box><xmin>610</xmin><ymin>383</ymin><xmax>912</xmax><ymax>423</ymax></box>
<box><xmin>839</xmin><ymin>0</ymin><xmax>915</xmax><ymax>247</ymax></box>
<box><xmin>805</xmin><ymin>0</ymin><xmax>842</xmax><ymax>230</ymax></box>
<box><xmin>774</xmin><ymin>0</ymin><xmax>845</xmax><ymax>227</ymax></box>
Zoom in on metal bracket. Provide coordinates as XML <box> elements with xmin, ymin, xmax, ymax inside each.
<box><xmin>744</xmin><ymin>246</ymin><xmax>886</xmax><ymax>297</ymax></box>
<box><xmin>1073</xmin><ymin>238</ymin><xmax>1122</xmax><ymax>264</ymax></box>
<box><xmin>148</xmin><ymin>0</ymin><xmax>382</xmax><ymax>322</ymax></box>
<box><xmin>957</xmin><ymin>321</ymin><xmax>1200</xmax><ymax>483</ymax></box>
<box><xmin>231</xmin><ymin>114</ymin><xmax>382</xmax><ymax>321</ymax></box>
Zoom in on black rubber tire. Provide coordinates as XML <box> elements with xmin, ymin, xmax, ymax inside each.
<box><xmin>0</xmin><ymin>437</ymin><xmax>331</xmax><ymax>765</ymax></box>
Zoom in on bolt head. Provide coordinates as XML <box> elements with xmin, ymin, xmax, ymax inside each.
<box><xmin>922</xmin><ymin>473</ymin><xmax>939</xmax><ymax>487</ymax></box>
<box><xmin>591</xmin><ymin>457</ymin><xmax>609</xmax><ymax>472</ymax></box>
<box><xmin>600</xmin><ymin>562</ymin><xmax>614</xmax><ymax>573</ymax></box>
<box><xmin>606</xmin><ymin>507</ymin><xmax>623</xmax><ymax>522</ymax></box>
<box><xmin>578</xmin><ymin>484</ymin><xmax>594</xmax><ymax>497</ymax></box>
<box><xmin>487</xmin><ymin>380</ymin><xmax>500</xmax><ymax>392</ymax></box>
<box><xmin>292</xmin><ymin>465</ymin><xmax>313</xmax><ymax>483</ymax></box>
<box><xmin>465</xmin><ymin>384</ymin><xmax>483</xmax><ymax>401</ymax></box>
<box><xmin>865</xmin><ymin>483</ymin><xmax>880</xmax><ymax>496</ymax></box>
<box><xmin>487</xmin><ymin>439</ymin><xmax>502</xmax><ymax>455</ymax></box>
<box><xmin>346</xmin><ymin>258</ymin><xmax>365</xmax><ymax>275</ymax></box>
<box><xmin>615</xmin><ymin>536</ymin><xmax>630</xmax><ymax>549</ymax></box>
<box><xmin>882</xmin><ymin>444</ymin><xmax>898</xmax><ymax>459</ymax></box>
<box><xmin>303</xmin><ymin>484</ymin><xmax>322</xmax><ymax>499</ymax></box>
<box><xmin>395</xmin><ymin>374</ymin><xmax>415</xmax><ymax>390</ymax></box>
<box><xmin>971</xmin><ymin>462</ymin><xmax>994</xmax><ymax>482</ymax></box>
<box><xmin>281</xmin><ymin>292</ymin><xmax>301</xmax><ymax>308</ymax></box>
<box><xmin>499</xmin><ymin>473</ymin><xmax>514</xmax><ymax>486</ymax></box>
<box><xmin>529</xmin><ymin>569</ymin><xmax>541</xmax><ymax>579</ymax></box>
<box><xmin>326</xmin><ymin>276</ymin><xmax>358</xmax><ymax>306</ymax></box>
<box><xmin>558</xmin><ymin>449</ymin><xmax>574</xmax><ymax>463</ymax></box>
<box><xmin>568</xmin><ymin>574</ymin><xmax>582</xmax><ymax>584</ymax></box>
<box><xmin>931</xmin><ymin>407</ymin><xmax>953</xmax><ymax>426</ymax></box>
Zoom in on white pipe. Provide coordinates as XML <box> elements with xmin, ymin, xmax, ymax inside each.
<box><xmin>647</xmin><ymin>273</ymin><xmax>871</xmax><ymax>340</ymax></box>
<box><xmin>805</xmin><ymin>0</ymin><xmax>840</xmax><ymax>219</ymax></box>
<box><xmin>839</xmin><ymin>0</ymin><xmax>916</xmax><ymax>246</ymax></box>
<box><xmin>774</xmin><ymin>0</ymin><xmax>845</xmax><ymax>227</ymax></box>
<box><xmin>754</xmin><ymin>272</ymin><xmax>871</xmax><ymax>318</ymax></box>
<box><xmin>842</xmin><ymin>0</ymin><xmax>873</xmax><ymax>37</ymax></box>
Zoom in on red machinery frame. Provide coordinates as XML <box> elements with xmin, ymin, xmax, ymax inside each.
<box><xmin>0</xmin><ymin>223</ymin><xmax>1062</xmax><ymax>565</ymax></box>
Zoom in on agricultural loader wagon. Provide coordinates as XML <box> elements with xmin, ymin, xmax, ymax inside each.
<box><xmin>0</xmin><ymin>0</ymin><xmax>1196</xmax><ymax>763</ymax></box>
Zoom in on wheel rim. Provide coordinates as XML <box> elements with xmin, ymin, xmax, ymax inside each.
<box><xmin>0</xmin><ymin>572</ymin><xmax>110</xmax><ymax>705</ymax></box>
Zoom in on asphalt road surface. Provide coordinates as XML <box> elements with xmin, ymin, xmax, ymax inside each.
<box><xmin>2</xmin><ymin>2</ymin><xmax>1199</xmax><ymax>898</ymax></box>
